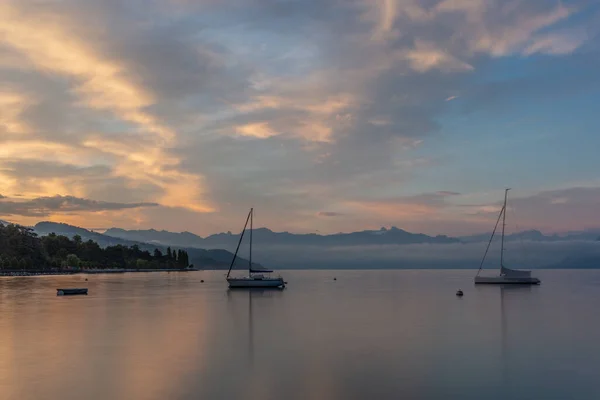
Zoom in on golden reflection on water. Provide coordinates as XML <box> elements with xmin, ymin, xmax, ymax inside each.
<box><xmin>0</xmin><ymin>274</ymin><xmax>210</xmax><ymax>400</ymax></box>
<box><xmin>1</xmin><ymin>270</ymin><xmax>600</xmax><ymax>400</ymax></box>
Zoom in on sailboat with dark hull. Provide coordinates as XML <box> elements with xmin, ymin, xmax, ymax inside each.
<box><xmin>474</xmin><ymin>189</ymin><xmax>541</xmax><ymax>285</ymax></box>
<box><xmin>226</xmin><ymin>208</ymin><xmax>285</xmax><ymax>289</ymax></box>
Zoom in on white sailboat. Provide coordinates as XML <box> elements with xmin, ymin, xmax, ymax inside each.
<box><xmin>226</xmin><ymin>208</ymin><xmax>285</xmax><ymax>289</ymax></box>
<box><xmin>474</xmin><ymin>189</ymin><xmax>541</xmax><ymax>285</ymax></box>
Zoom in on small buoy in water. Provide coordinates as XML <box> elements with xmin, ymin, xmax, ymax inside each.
<box><xmin>200</xmin><ymin>279</ymin><xmax>204</xmax><ymax>283</ymax></box>
<box><xmin>333</xmin><ymin>277</ymin><xmax>337</xmax><ymax>281</ymax></box>
<box><xmin>85</xmin><ymin>278</ymin><xmax>88</xmax><ymax>281</ymax></box>
<box><xmin>456</xmin><ymin>289</ymin><xmax>463</xmax><ymax>296</ymax></box>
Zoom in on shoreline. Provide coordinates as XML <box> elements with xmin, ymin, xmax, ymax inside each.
<box><xmin>0</xmin><ymin>268</ymin><xmax>202</xmax><ymax>277</ymax></box>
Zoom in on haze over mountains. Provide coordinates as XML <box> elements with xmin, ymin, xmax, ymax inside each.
<box><xmin>104</xmin><ymin>226</ymin><xmax>461</xmax><ymax>249</ymax></box>
<box><xmin>104</xmin><ymin>226</ymin><xmax>600</xmax><ymax>249</ymax></box>
<box><xmin>6</xmin><ymin>220</ymin><xmax>598</xmax><ymax>270</ymax></box>
<box><xmin>100</xmin><ymin>225</ymin><xmax>600</xmax><ymax>270</ymax></box>
<box><xmin>32</xmin><ymin>222</ymin><xmax>257</xmax><ymax>271</ymax></box>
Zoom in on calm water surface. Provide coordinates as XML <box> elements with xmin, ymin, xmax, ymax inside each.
<box><xmin>1</xmin><ymin>270</ymin><xmax>599</xmax><ymax>400</ymax></box>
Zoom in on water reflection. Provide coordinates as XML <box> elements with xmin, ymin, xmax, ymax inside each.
<box><xmin>499</xmin><ymin>285</ymin><xmax>532</xmax><ymax>385</ymax></box>
<box><xmin>226</xmin><ymin>289</ymin><xmax>281</xmax><ymax>369</ymax></box>
<box><xmin>0</xmin><ymin>274</ymin><xmax>212</xmax><ymax>400</ymax></box>
<box><xmin>1</xmin><ymin>271</ymin><xmax>600</xmax><ymax>400</ymax></box>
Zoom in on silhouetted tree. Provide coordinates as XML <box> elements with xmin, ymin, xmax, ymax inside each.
<box><xmin>0</xmin><ymin>222</ymin><xmax>196</xmax><ymax>273</ymax></box>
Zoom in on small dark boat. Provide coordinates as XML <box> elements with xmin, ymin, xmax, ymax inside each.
<box><xmin>57</xmin><ymin>288</ymin><xmax>88</xmax><ymax>296</ymax></box>
<box><xmin>456</xmin><ymin>289</ymin><xmax>463</xmax><ymax>296</ymax></box>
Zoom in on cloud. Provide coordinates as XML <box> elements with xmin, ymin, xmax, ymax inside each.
<box><xmin>0</xmin><ymin>3</ymin><xmax>171</xmax><ymax>140</ymax></box>
<box><xmin>0</xmin><ymin>91</ymin><xmax>30</xmax><ymax>135</ymax></box>
<box><xmin>317</xmin><ymin>211</ymin><xmax>344</xmax><ymax>217</ymax></box>
<box><xmin>405</xmin><ymin>40</ymin><xmax>474</xmax><ymax>73</ymax></box>
<box><xmin>505</xmin><ymin>187</ymin><xmax>600</xmax><ymax>231</ymax></box>
<box><xmin>235</xmin><ymin>122</ymin><xmax>279</xmax><ymax>139</ymax></box>
<box><xmin>523</xmin><ymin>31</ymin><xmax>588</xmax><ymax>56</ymax></box>
<box><xmin>0</xmin><ymin>0</ymin><xmax>596</xmax><ymax>233</ymax></box>
<box><xmin>1</xmin><ymin>160</ymin><xmax>111</xmax><ymax>179</ymax></box>
<box><xmin>433</xmin><ymin>0</ymin><xmax>577</xmax><ymax>57</ymax></box>
<box><xmin>0</xmin><ymin>1</ymin><xmax>217</xmax><ymax>213</ymax></box>
<box><xmin>435</xmin><ymin>191</ymin><xmax>460</xmax><ymax>196</ymax></box>
<box><xmin>0</xmin><ymin>195</ymin><xmax>158</xmax><ymax>217</ymax></box>
<box><xmin>454</xmin><ymin>186</ymin><xmax>600</xmax><ymax>232</ymax></box>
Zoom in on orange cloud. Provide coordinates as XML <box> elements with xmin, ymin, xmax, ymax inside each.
<box><xmin>0</xmin><ymin>92</ymin><xmax>30</xmax><ymax>135</ymax></box>
<box><xmin>82</xmin><ymin>138</ymin><xmax>214</xmax><ymax>212</ymax></box>
<box><xmin>405</xmin><ymin>40</ymin><xmax>474</xmax><ymax>73</ymax></box>
<box><xmin>343</xmin><ymin>199</ymin><xmax>439</xmax><ymax>219</ymax></box>
<box><xmin>0</xmin><ymin>140</ymin><xmax>94</xmax><ymax>198</ymax></box>
<box><xmin>234</xmin><ymin>93</ymin><xmax>357</xmax><ymax>142</ymax></box>
<box><xmin>0</xmin><ymin>3</ymin><xmax>213</xmax><ymax>213</ymax></box>
<box><xmin>0</xmin><ymin>3</ymin><xmax>173</xmax><ymax>142</ymax></box>
<box><xmin>235</xmin><ymin>122</ymin><xmax>279</xmax><ymax>139</ymax></box>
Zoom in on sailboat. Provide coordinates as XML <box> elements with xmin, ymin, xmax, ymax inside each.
<box><xmin>474</xmin><ymin>189</ymin><xmax>541</xmax><ymax>285</ymax></box>
<box><xmin>226</xmin><ymin>208</ymin><xmax>285</xmax><ymax>289</ymax></box>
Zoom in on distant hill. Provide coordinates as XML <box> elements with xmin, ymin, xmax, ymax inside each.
<box><xmin>545</xmin><ymin>251</ymin><xmax>600</xmax><ymax>269</ymax></box>
<box><xmin>33</xmin><ymin>222</ymin><xmax>256</xmax><ymax>270</ymax></box>
<box><xmin>104</xmin><ymin>226</ymin><xmax>460</xmax><ymax>249</ymax></box>
<box><xmin>7</xmin><ymin>220</ymin><xmax>597</xmax><ymax>270</ymax></box>
<box><xmin>104</xmin><ymin>227</ymin><xmax>206</xmax><ymax>248</ymax></box>
<box><xmin>100</xmin><ymin>224</ymin><xmax>600</xmax><ymax>270</ymax></box>
<box><xmin>36</xmin><ymin>222</ymin><xmax>126</xmax><ymax>246</ymax></box>
<box><xmin>459</xmin><ymin>229</ymin><xmax>600</xmax><ymax>243</ymax></box>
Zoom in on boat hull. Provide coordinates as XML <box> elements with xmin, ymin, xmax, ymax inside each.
<box><xmin>57</xmin><ymin>288</ymin><xmax>88</xmax><ymax>295</ymax></box>
<box><xmin>474</xmin><ymin>276</ymin><xmax>540</xmax><ymax>285</ymax></box>
<box><xmin>227</xmin><ymin>277</ymin><xmax>285</xmax><ymax>289</ymax></box>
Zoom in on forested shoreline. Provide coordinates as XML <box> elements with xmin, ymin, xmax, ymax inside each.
<box><xmin>0</xmin><ymin>223</ymin><xmax>192</xmax><ymax>272</ymax></box>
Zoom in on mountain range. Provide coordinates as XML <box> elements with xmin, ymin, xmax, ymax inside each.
<box><xmin>104</xmin><ymin>226</ymin><xmax>461</xmax><ymax>249</ymax></box>
<box><xmin>104</xmin><ymin>226</ymin><xmax>600</xmax><ymax>250</ymax></box>
<box><xmin>33</xmin><ymin>222</ymin><xmax>257</xmax><ymax>270</ymax></box>
<box><xmin>2</xmin><ymin>219</ymin><xmax>598</xmax><ymax>269</ymax></box>
<box><xmin>105</xmin><ymin>226</ymin><xmax>464</xmax><ymax>250</ymax></box>
<box><xmin>459</xmin><ymin>229</ymin><xmax>600</xmax><ymax>243</ymax></box>
<box><xmin>101</xmin><ymin>225</ymin><xmax>600</xmax><ymax>270</ymax></box>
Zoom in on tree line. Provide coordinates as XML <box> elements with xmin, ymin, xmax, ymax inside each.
<box><xmin>0</xmin><ymin>222</ymin><xmax>192</xmax><ymax>271</ymax></box>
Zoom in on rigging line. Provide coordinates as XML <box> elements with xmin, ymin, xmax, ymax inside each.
<box><xmin>226</xmin><ymin>209</ymin><xmax>252</xmax><ymax>279</ymax></box>
<box><xmin>249</xmin><ymin>207</ymin><xmax>253</xmax><ymax>272</ymax></box>
<box><xmin>477</xmin><ymin>204</ymin><xmax>505</xmax><ymax>276</ymax></box>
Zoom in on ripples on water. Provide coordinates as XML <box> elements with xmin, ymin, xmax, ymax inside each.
<box><xmin>1</xmin><ymin>270</ymin><xmax>599</xmax><ymax>400</ymax></box>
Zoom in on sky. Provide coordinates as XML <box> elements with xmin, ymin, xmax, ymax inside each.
<box><xmin>1</xmin><ymin>0</ymin><xmax>599</xmax><ymax>236</ymax></box>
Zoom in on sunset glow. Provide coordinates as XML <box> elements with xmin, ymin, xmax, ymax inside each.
<box><xmin>0</xmin><ymin>0</ymin><xmax>599</xmax><ymax>235</ymax></box>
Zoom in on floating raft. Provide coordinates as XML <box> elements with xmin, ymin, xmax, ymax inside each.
<box><xmin>57</xmin><ymin>288</ymin><xmax>88</xmax><ymax>296</ymax></box>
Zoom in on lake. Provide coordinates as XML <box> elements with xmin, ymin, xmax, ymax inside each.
<box><xmin>1</xmin><ymin>270</ymin><xmax>599</xmax><ymax>400</ymax></box>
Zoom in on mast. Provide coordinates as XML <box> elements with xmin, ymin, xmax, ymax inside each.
<box><xmin>249</xmin><ymin>207</ymin><xmax>253</xmax><ymax>274</ymax></box>
<box><xmin>226</xmin><ymin>208</ymin><xmax>252</xmax><ymax>279</ymax></box>
<box><xmin>475</xmin><ymin>201</ymin><xmax>504</xmax><ymax>276</ymax></box>
<box><xmin>500</xmin><ymin>188</ymin><xmax>510</xmax><ymax>268</ymax></box>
